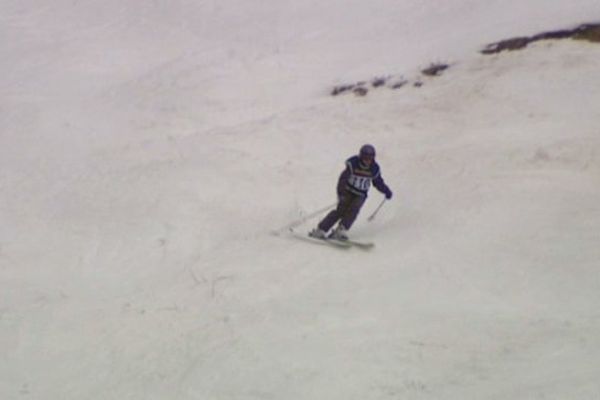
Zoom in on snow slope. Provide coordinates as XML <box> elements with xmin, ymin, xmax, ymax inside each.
<box><xmin>1</xmin><ymin>1</ymin><xmax>600</xmax><ymax>399</ymax></box>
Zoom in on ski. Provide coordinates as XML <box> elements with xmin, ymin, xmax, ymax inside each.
<box><xmin>290</xmin><ymin>230</ymin><xmax>352</xmax><ymax>248</ymax></box>
<box><xmin>325</xmin><ymin>235</ymin><xmax>374</xmax><ymax>250</ymax></box>
<box><xmin>291</xmin><ymin>229</ymin><xmax>374</xmax><ymax>250</ymax></box>
<box><xmin>340</xmin><ymin>238</ymin><xmax>375</xmax><ymax>250</ymax></box>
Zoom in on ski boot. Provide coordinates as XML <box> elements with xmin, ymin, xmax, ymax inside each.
<box><xmin>329</xmin><ymin>225</ymin><xmax>349</xmax><ymax>241</ymax></box>
<box><xmin>309</xmin><ymin>228</ymin><xmax>327</xmax><ymax>239</ymax></box>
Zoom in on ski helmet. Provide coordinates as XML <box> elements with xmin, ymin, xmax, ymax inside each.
<box><xmin>359</xmin><ymin>144</ymin><xmax>376</xmax><ymax>159</ymax></box>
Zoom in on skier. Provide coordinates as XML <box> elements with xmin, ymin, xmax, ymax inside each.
<box><xmin>310</xmin><ymin>144</ymin><xmax>392</xmax><ymax>240</ymax></box>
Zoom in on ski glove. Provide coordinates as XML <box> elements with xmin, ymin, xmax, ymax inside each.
<box><xmin>384</xmin><ymin>188</ymin><xmax>393</xmax><ymax>200</ymax></box>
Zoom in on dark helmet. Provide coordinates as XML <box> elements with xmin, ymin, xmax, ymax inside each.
<box><xmin>359</xmin><ymin>144</ymin><xmax>376</xmax><ymax>159</ymax></box>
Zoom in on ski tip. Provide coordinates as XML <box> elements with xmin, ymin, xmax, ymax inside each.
<box><xmin>346</xmin><ymin>240</ymin><xmax>375</xmax><ymax>250</ymax></box>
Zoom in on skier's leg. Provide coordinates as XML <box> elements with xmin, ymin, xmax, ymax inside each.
<box><xmin>330</xmin><ymin>195</ymin><xmax>366</xmax><ymax>240</ymax></box>
<box><xmin>340</xmin><ymin>195</ymin><xmax>366</xmax><ymax>230</ymax></box>
<box><xmin>317</xmin><ymin>196</ymin><xmax>352</xmax><ymax>232</ymax></box>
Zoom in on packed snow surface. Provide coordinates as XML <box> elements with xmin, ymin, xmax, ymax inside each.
<box><xmin>1</xmin><ymin>1</ymin><xmax>600</xmax><ymax>399</ymax></box>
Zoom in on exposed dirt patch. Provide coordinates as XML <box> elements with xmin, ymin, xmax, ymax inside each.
<box><xmin>421</xmin><ymin>63</ymin><xmax>450</xmax><ymax>77</ymax></box>
<box><xmin>482</xmin><ymin>23</ymin><xmax>600</xmax><ymax>54</ymax></box>
<box><xmin>329</xmin><ymin>22</ymin><xmax>599</xmax><ymax>99</ymax></box>
<box><xmin>330</xmin><ymin>63</ymin><xmax>450</xmax><ymax>97</ymax></box>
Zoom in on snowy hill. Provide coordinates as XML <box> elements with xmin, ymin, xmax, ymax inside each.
<box><xmin>1</xmin><ymin>1</ymin><xmax>600</xmax><ymax>399</ymax></box>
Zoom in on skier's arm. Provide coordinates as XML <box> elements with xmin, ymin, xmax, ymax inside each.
<box><xmin>337</xmin><ymin>167</ymin><xmax>350</xmax><ymax>197</ymax></box>
<box><xmin>373</xmin><ymin>175</ymin><xmax>393</xmax><ymax>199</ymax></box>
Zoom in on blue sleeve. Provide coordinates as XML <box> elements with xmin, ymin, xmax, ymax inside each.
<box><xmin>337</xmin><ymin>166</ymin><xmax>350</xmax><ymax>195</ymax></box>
<box><xmin>373</xmin><ymin>175</ymin><xmax>389</xmax><ymax>193</ymax></box>
<box><xmin>372</xmin><ymin>165</ymin><xmax>391</xmax><ymax>195</ymax></box>
<box><xmin>346</xmin><ymin>156</ymin><xmax>358</xmax><ymax>172</ymax></box>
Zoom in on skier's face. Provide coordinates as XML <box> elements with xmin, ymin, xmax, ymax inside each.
<box><xmin>361</xmin><ymin>154</ymin><xmax>374</xmax><ymax>165</ymax></box>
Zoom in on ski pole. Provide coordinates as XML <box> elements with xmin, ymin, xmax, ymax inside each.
<box><xmin>367</xmin><ymin>198</ymin><xmax>387</xmax><ymax>222</ymax></box>
<box><xmin>275</xmin><ymin>201</ymin><xmax>337</xmax><ymax>233</ymax></box>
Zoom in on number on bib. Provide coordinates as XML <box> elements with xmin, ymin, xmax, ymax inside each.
<box><xmin>350</xmin><ymin>176</ymin><xmax>370</xmax><ymax>191</ymax></box>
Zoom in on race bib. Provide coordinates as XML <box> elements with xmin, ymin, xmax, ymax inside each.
<box><xmin>349</xmin><ymin>175</ymin><xmax>371</xmax><ymax>191</ymax></box>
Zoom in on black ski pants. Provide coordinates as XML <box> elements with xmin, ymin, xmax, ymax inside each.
<box><xmin>318</xmin><ymin>192</ymin><xmax>366</xmax><ymax>232</ymax></box>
